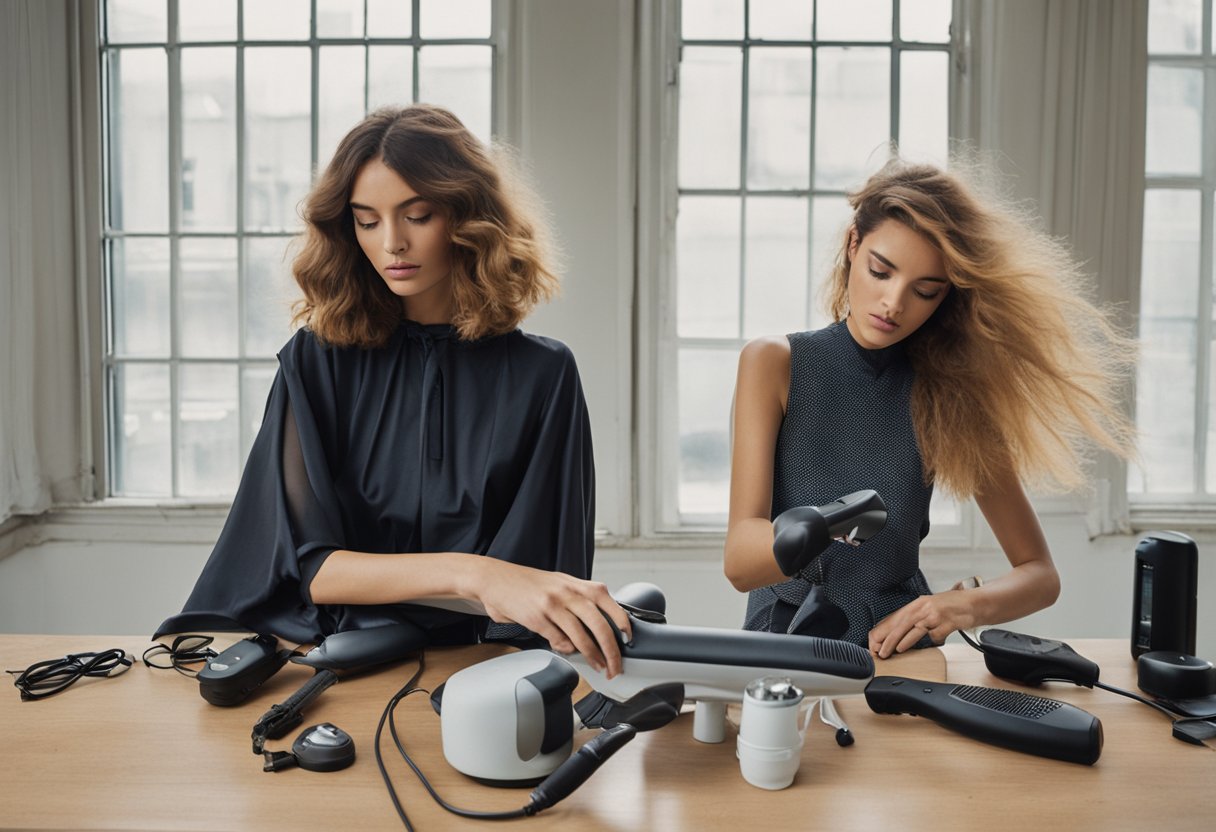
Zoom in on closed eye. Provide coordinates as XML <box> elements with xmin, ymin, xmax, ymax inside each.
<box><xmin>406</xmin><ymin>213</ymin><xmax>433</xmax><ymax>225</ymax></box>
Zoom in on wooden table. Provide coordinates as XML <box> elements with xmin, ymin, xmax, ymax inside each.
<box><xmin>1</xmin><ymin>636</ymin><xmax>1212</xmax><ymax>830</ymax></box>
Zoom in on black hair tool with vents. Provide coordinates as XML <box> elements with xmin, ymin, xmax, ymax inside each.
<box><xmin>865</xmin><ymin>675</ymin><xmax>1103</xmax><ymax>765</ymax></box>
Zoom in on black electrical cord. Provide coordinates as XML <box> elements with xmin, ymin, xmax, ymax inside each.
<box><xmin>374</xmin><ymin>653</ymin><xmax>534</xmax><ymax>831</ymax></box>
<box><xmin>141</xmin><ymin>634</ymin><xmax>218</xmax><ymax>677</ymax></box>
<box><xmin>7</xmin><ymin>649</ymin><xmax>133</xmax><ymax>700</ymax></box>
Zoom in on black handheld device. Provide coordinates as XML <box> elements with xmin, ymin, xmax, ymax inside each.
<box><xmin>864</xmin><ymin>675</ymin><xmax>1103</xmax><ymax>765</ymax></box>
<box><xmin>772</xmin><ymin>489</ymin><xmax>887</xmax><ymax>577</ymax></box>
<box><xmin>977</xmin><ymin>629</ymin><xmax>1100</xmax><ymax>687</ymax></box>
<box><xmin>197</xmin><ymin>635</ymin><xmax>290</xmax><ymax>707</ymax></box>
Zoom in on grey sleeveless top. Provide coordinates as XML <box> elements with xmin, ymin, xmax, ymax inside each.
<box><xmin>743</xmin><ymin>321</ymin><xmax>933</xmax><ymax>646</ymax></box>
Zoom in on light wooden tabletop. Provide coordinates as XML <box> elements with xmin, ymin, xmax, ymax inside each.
<box><xmin>1</xmin><ymin>635</ymin><xmax>1212</xmax><ymax>831</ymax></box>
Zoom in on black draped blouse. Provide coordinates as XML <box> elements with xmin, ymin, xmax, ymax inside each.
<box><xmin>155</xmin><ymin>321</ymin><xmax>595</xmax><ymax>644</ymax></box>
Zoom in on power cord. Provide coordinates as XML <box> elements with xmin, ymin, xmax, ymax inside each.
<box><xmin>7</xmin><ymin>649</ymin><xmax>133</xmax><ymax>701</ymax></box>
<box><xmin>374</xmin><ymin>653</ymin><xmax>530</xmax><ymax>832</ymax></box>
<box><xmin>142</xmin><ymin>634</ymin><xmax>218</xmax><ymax>677</ymax></box>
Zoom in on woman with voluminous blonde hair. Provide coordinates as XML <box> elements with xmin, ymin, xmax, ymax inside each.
<box><xmin>157</xmin><ymin>104</ymin><xmax>632</xmax><ymax>678</ymax></box>
<box><xmin>725</xmin><ymin>157</ymin><xmax>1135</xmax><ymax>657</ymax></box>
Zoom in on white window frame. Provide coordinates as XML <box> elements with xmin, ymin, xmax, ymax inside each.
<box><xmin>636</xmin><ymin>0</ymin><xmax>976</xmax><ymax>547</ymax></box>
<box><xmin>1130</xmin><ymin>0</ymin><xmax>1216</xmax><ymax>530</ymax></box>
<box><xmin>92</xmin><ymin>0</ymin><xmax>507</xmax><ymax>502</ymax></box>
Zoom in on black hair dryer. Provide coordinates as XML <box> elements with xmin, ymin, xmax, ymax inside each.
<box><xmin>1131</xmin><ymin>531</ymin><xmax>1198</xmax><ymax>658</ymax></box>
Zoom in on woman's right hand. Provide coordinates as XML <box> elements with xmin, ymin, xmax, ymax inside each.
<box><xmin>469</xmin><ymin>559</ymin><xmax>632</xmax><ymax>679</ymax></box>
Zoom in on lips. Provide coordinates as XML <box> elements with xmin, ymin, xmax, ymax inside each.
<box><xmin>385</xmin><ymin>261</ymin><xmax>420</xmax><ymax>278</ymax></box>
<box><xmin>869</xmin><ymin>313</ymin><xmax>898</xmax><ymax>333</ymax></box>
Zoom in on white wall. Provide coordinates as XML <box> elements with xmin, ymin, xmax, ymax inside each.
<box><xmin>1</xmin><ymin>1</ymin><xmax>1213</xmax><ymax>666</ymax></box>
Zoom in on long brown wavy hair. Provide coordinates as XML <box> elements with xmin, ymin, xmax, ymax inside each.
<box><xmin>825</xmin><ymin>159</ymin><xmax>1136</xmax><ymax>497</ymax></box>
<box><xmin>291</xmin><ymin>104</ymin><xmax>559</xmax><ymax>346</ymax></box>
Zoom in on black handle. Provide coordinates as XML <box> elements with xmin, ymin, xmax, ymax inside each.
<box><xmin>250</xmin><ymin>669</ymin><xmax>339</xmax><ymax>753</ymax></box>
<box><xmin>528</xmin><ymin>724</ymin><xmax>637</xmax><ymax>813</ymax></box>
<box><xmin>865</xmin><ymin>676</ymin><xmax>1103</xmax><ymax>765</ymax></box>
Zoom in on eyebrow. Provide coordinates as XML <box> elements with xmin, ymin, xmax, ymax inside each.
<box><xmin>870</xmin><ymin>249</ymin><xmax>949</xmax><ymax>283</ymax></box>
<box><xmin>349</xmin><ymin>196</ymin><xmax>427</xmax><ymax>212</ymax></box>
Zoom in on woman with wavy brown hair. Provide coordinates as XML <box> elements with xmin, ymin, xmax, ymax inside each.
<box><xmin>724</xmin><ymin>158</ymin><xmax>1135</xmax><ymax>657</ymax></box>
<box><xmin>157</xmin><ymin>105</ymin><xmax>630</xmax><ymax>677</ymax></box>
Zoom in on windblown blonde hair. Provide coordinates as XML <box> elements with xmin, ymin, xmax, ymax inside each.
<box><xmin>292</xmin><ymin>104</ymin><xmax>559</xmax><ymax>346</ymax></box>
<box><xmin>825</xmin><ymin>158</ymin><xmax>1136</xmax><ymax>497</ymax></box>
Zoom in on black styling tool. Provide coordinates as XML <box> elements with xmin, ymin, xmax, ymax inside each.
<box><xmin>772</xmin><ymin>489</ymin><xmax>887</xmax><ymax>577</ymax></box>
<box><xmin>252</xmin><ymin>622</ymin><xmax>427</xmax><ymax>754</ymax></box>
<box><xmin>197</xmin><ymin>634</ymin><xmax>292</xmax><ymax>707</ymax></box>
<box><xmin>864</xmin><ymin>675</ymin><xmax>1103</xmax><ymax>765</ymax></box>
<box><xmin>963</xmin><ymin>628</ymin><xmax>1216</xmax><ymax>747</ymax></box>
<box><xmin>263</xmin><ymin>722</ymin><xmax>356</xmax><ymax>773</ymax></box>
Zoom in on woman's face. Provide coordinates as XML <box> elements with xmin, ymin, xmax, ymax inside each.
<box><xmin>845</xmin><ymin>218</ymin><xmax>950</xmax><ymax>350</ymax></box>
<box><xmin>350</xmin><ymin>157</ymin><xmax>454</xmax><ymax>322</ymax></box>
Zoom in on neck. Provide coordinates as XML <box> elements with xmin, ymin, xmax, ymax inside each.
<box><xmin>401</xmin><ymin>289</ymin><xmax>454</xmax><ymax>326</ymax></box>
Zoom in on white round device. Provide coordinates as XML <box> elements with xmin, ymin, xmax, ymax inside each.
<box><xmin>439</xmin><ymin>651</ymin><xmax>580</xmax><ymax>785</ymax></box>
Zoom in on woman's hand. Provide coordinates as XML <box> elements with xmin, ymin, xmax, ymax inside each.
<box><xmin>867</xmin><ymin>590</ymin><xmax>976</xmax><ymax>658</ymax></box>
<box><xmin>471</xmin><ymin>560</ymin><xmax>633</xmax><ymax>679</ymax></box>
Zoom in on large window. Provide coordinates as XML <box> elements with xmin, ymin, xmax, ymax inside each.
<box><xmin>1133</xmin><ymin>0</ymin><xmax>1215</xmax><ymax>505</ymax></box>
<box><xmin>101</xmin><ymin>0</ymin><xmax>496</xmax><ymax>498</ymax></box>
<box><xmin>658</xmin><ymin>0</ymin><xmax>954</xmax><ymax>529</ymax></box>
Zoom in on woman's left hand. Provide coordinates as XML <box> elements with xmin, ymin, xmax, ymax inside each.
<box><xmin>867</xmin><ymin>590</ymin><xmax>976</xmax><ymax>658</ymax></box>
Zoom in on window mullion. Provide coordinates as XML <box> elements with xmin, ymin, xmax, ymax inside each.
<box><xmin>168</xmin><ymin>0</ymin><xmax>183</xmax><ymax>498</ymax></box>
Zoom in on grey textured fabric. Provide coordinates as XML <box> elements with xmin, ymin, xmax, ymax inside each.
<box><xmin>743</xmin><ymin>321</ymin><xmax>933</xmax><ymax>646</ymax></box>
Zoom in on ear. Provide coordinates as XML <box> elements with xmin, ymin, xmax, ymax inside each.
<box><xmin>846</xmin><ymin>226</ymin><xmax>860</xmax><ymax>261</ymax></box>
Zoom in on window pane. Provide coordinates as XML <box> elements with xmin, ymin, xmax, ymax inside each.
<box><xmin>743</xmin><ymin>196</ymin><xmax>808</xmax><ymax>338</ymax></box>
<box><xmin>1145</xmin><ymin>66</ymin><xmax>1204</xmax><ymax>176</ymax></box>
<box><xmin>817</xmin><ymin>0</ymin><xmax>892</xmax><ymax>41</ymax></box>
<box><xmin>113</xmin><ymin>363</ymin><xmax>171</xmax><ymax>495</ymax></box>
<box><xmin>368</xmin><ymin>0</ymin><xmax>412</xmax><ymax>37</ymax></box>
<box><xmin>747</xmin><ymin>47</ymin><xmax>811</xmax><ymax>189</ymax></box>
<box><xmin>317</xmin><ymin>0</ymin><xmax>364</xmax><ymax>38</ymax></box>
<box><xmin>749</xmin><ymin>0</ymin><xmax>812</xmax><ymax>41</ymax></box>
<box><xmin>677</xmin><ymin>196</ymin><xmax>741</xmax><ymax>338</ymax></box>
<box><xmin>420</xmin><ymin>0</ymin><xmax>491</xmax><ymax>38</ymax></box>
<box><xmin>111</xmin><ymin>237</ymin><xmax>170</xmax><ymax>357</ymax></box>
<box><xmin>245</xmin><ymin>48</ymin><xmax>312</xmax><ymax>231</ymax></box>
<box><xmin>1147</xmin><ymin>0</ymin><xmax>1202</xmax><ymax>54</ymax></box>
<box><xmin>815</xmin><ymin>47</ymin><xmax>890</xmax><ymax>189</ymax></box>
<box><xmin>898</xmin><ymin>50</ymin><xmax>949</xmax><ymax>165</ymax></box>
<box><xmin>181</xmin><ymin>47</ymin><xmax>236</xmax><ymax>231</ymax></box>
<box><xmin>682</xmin><ymin>0</ymin><xmax>743</xmax><ymax>40</ymax></box>
<box><xmin>900</xmin><ymin>0</ymin><xmax>951</xmax><ymax>43</ymax></box>
<box><xmin>1131</xmin><ymin>189</ymin><xmax>1201</xmax><ymax>494</ymax></box>
<box><xmin>679</xmin><ymin>46</ymin><xmax>742</xmax><ymax>189</ymax></box>
<box><xmin>369</xmin><ymin>46</ymin><xmax>415</xmax><ymax>111</ymax></box>
<box><xmin>810</xmin><ymin>195</ymin><xmax>851</xmax><ymax>329</ymax></box>
<box><xmin>180</xmin><ymin>237</ymin><xmax>238</xmax><ymax>358</ymax></box>
<box><xmin>319</xmin><ymin>46</ymin><xmax>367</xmax><ymax>168</ymax></box>
<box><xmin>178</xmin><ymin>364</ymin><xmax>240</xmax><ymax>496</ymax></box>
<box><xmin>242</xmin><ymin>366</ymin><xmax>279</xmax><ymax>461</ymax></box>
<box><xmin>245</xmin><ymin>237</ymin><xmax>298</xmax><ymax>358</ymax></box>
<box><xmin>105</xmin><ymin>0</ymin><xmax>165</xmax><ymax>43</ymax></box>
<box><xmin>108</xmin><ymin>49</ymin><xmax>168</xmax><ymax>232</ymax></box>
<box><xmin>678</xmin><ymin>348</ymin><xmax>736</xmax><ymax>517</ymax></box>
<box><xmin>180</xmin><ymin>0</ymin><xmax>236</xmax><ymax>42</ymax></box>
<box><xmin>418</xmin><ymin>46</ymin><xmax>492</xmax><ymax>143</ymax></box>
<box><xmin>243</xmin><ymin>0</ymin><xmax>311</xmax><ymax>41</ymax></box>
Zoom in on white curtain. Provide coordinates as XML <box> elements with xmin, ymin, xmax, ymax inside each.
<box><xmin>966</xmin><ymin>0</ymin><xmax>1148</xmax><ymax>534</ymax></box>
<box><xmin>1</xmin><ymin>0</ymin><xmax>82</xmax><ymax>523</ymax></box>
